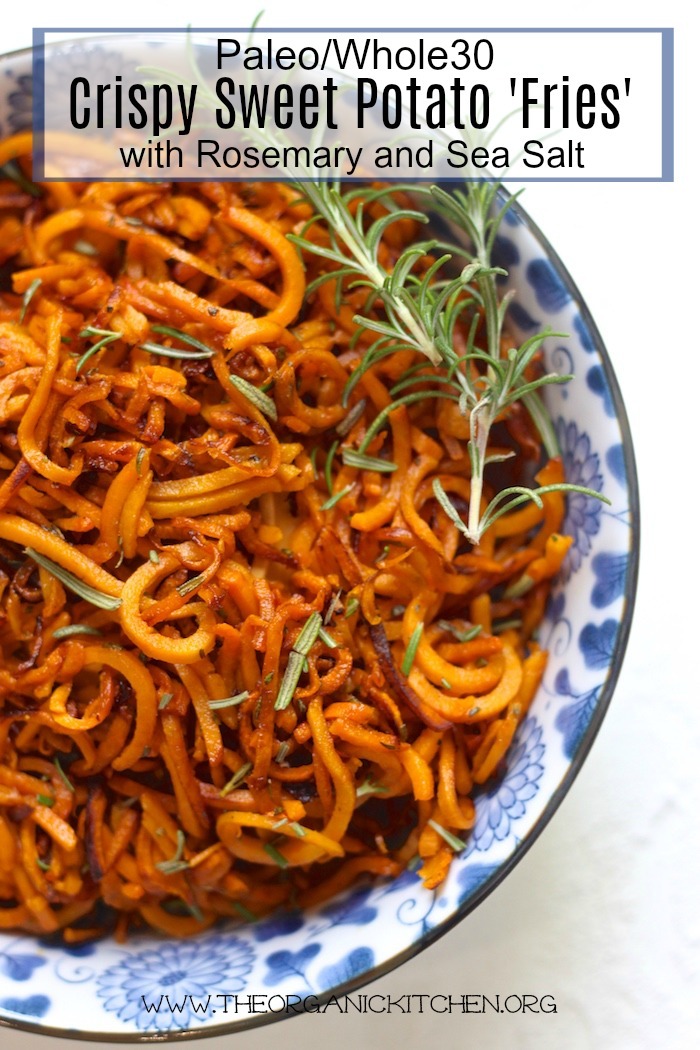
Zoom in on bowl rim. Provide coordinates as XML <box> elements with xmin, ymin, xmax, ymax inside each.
<box><xmin>0</xmin><ymin>38</ymin><xmax>640</xmax><ymax>1045</ymax></box>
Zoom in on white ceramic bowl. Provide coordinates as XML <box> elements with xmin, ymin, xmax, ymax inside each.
<box><xmin>0</xmin><ymin>37</ymin><xmax>638</xmax><ymax>1041</ymax></box>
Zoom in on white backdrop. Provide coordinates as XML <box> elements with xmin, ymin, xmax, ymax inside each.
<box><xmin>1</xmin><ymin>2</ymin><xmax>697</xmax><ymax>1048</ymax></box>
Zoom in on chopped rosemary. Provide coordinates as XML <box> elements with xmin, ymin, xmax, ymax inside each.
<box><xmin>336</xmin><ymin>397</ymin><xmax>367</xmax><ymax>437</ymax></box>
<box><xmin>289</xmin><ymin>180</ymin><xmax>609</xmax><ymax>544</ymax></box>
<box><xmin>229</xmin><ymin>373</ymin><xmax>278</xmax><ymax>421</ymax></box>
<box><xmin>158</xmin><ymin>693</ymin><xmax>174</xmax><ymax>710</ymax></box>
<box><xmin>209</xmin><ymin>691</ymin><xmax>249</xmax><ymax>710</ymax></box>
<box><xmin>401</xmin><ymin>622</ymin><xmax>424</xmax><ymax>676</ymax></box>
<box><xmin>232</xmin><ymin>901</ymin><xmax>258</xmax><ymax>923</ymax></box>
<box><xmin>437</xmin><ymin>621</ymin><xmax>483</xmax><ymax>643</ymax></box>
<box><xmin>53</xmin><ymin>757</ymin><xmax>74</xmax><ymax>793</ymax></box>
<box><xmin>149</xmin><ymin>550</ymin><xmax>160</xmax><ymax>565</ymax></box>
<box><xmin>275</xmin><ymin>741</ymin><xmax>290</xmax><ymax>764</ymax></box>
<box><xmin>318</xmin><ymin>626</ymin><xmax>338</xmax><ymax>648</ymax></box>
<box><xmin>136</xmin><ymin>448</ymin><xmax>147</xmax><ymax>475</ymax></box>
<box><xmin>492</xmin><ymin>618</ymin><xmax>523</xmax><ymax>634</ymax></box>
<box><xmin>344</xmin><ymin>596</ymin><xmax>360</xmax><ymax>618</ymax></box>
<box><xmin>294</xmin><ymin>612</ymin><xmax>323</xmax><ymax>656</ymax></box>
<box><xmin>324</xmin><ymin>589</ymin><xmax>343</xmax><ymax>624</ymax></box>
<box><xmin>263</xmin><ymin>842</ymin><xmax>289</xmax><ymax>868</ymax></box>
<box><xmin>73</xmin><ymin>239</ymin><xmax>98</xmax><ymax>256</ymax></box>
<box><xmin>36</xmin><ymin>857</ymin><xmax>51</xmax><ymax>872</ymax></box>
<box><xmin>325</xmin><ymin>439</ymin><xmax>339</xmax><ymax>494</ymax></box>
<box><xmin>428</xmin><ymin>819</ymin><xmax>466</xmax><ymax>853</ymax></box>
<box><xmin>289</xmin><ymin>821</ymin><xmax>307</xmax><ymax>837</ymax></box>
<box><xmin>75</xmin><ymin>327</ymin><xmax>121</xmax><ymax>373</ymax></box>
<box><xmin>320</xmin><ymin>485</ymin><xmax>352</xmax><ymax>511</ymax></box>
<box><xmin>432</xmin><ymin>478</ymin><xmax>470</xmax><ymax>539</ymax></box>
<box><xmin>151</xmin><ymin>325</ymin><xmax>214</xmax><ymax>355</ymax></box>
<box><xmin>140</xmin><ymin>340</ymin><xmax>212</xmax><ymax>361</ymax></box>
<box><xmin>274</xmin><ymin>612</ymin><xmax>322</xmax><ymax>711</ymax></box>
<box><xmin>20</xmin><ymin>279</ymin><xmax>42</xmax><ymax>324</ymax></box>
<box><xmin>52</xmin><ymin>624</ymin><xmax>103</xmax><ymax>640</ymax></box>
<box><xmin>264</xmin><ymin>671</ymin><xmax>274</xmax><ymax>684</ymax></box>
<box><xmin>155</xmin><ymin>829</ymin><xmax>189</xmax><ymax>875</ymax></box>
<box><xmin>342</xmin><ymin>449</ymin><xmax>397</xmax><ymax>473</ymax></box>
<box><xmin>1</xmin><ymin>159</ymin><xmax>43</xmax><ymax>198</ymax></box>
<box><xmin>24</xmin><ymin>549</ymin><xmax>122</xmax><ymax>611</ymax></box>
<box><xmin>220</xmin><ymin>762</ymin><xmax>252</xmax><ymax>796</ymax></box>
<box><xmin>356</xmin><ymin>777</ymin><xmax>389</xmax><ymax>799</ymax></box>
<box><xmin>36</xmin><ymin>794</ymin><xmax>55</xmax><ymax>808</ymax></box>
<box><xmin>176</xmin><ymin>572</ymin><xmax>206</xmax><ymax>597</ymax></box>
<box><xmin>440</xmin><ymin>677</ymin><xmax>452</xmax><ymax>690</ymax></box>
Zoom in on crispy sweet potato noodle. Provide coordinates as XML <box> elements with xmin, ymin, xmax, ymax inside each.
<box><xmin>0</xmin><ymin>134</ymin><xmax>571</xmax><ymax>940</ymax></box>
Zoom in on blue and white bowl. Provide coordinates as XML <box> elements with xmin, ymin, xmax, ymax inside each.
<box><xmin>0</xmin><ymin>38</ymin><xmax>638</xmax><ymax>1041</ymax></box>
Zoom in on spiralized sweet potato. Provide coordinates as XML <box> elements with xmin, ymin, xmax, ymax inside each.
<box><xmin>0</xmin><ymin>133</ymin><xmax>570</xmax><ymax>942</ymax></box>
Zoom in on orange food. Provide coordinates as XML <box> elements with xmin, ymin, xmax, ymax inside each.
<box><xmin>0</xmin><ymin>134</ymin><xmax>566</xmax><ymax>941</ymax></box>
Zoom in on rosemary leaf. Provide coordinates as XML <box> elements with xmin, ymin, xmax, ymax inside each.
<box><xmin>220</xmin><ymin>762</ymin><xmax>253</xmax><ymax>796</ymax></box>
<box><xmin>232</xmin><ymin>901</ymin><xmax>258</xmax><ymax>923</ymax></box>
<box><xmin>24</xmin><ymin>548</ymin><xmax>122</xmax><ymax>611</ymax></box>
<box><xmin>263</xmin><ymin>842</ymin><xmax>289</xmax><ymax>868</ymax></box>
<box><xmin>176</xmin><ymin>572</ymin><xmax>206</xmax><ymax>597</ymax></box>
<box><xmin>158</xmin><ymin>693</ymin><xmax>174</xmax><ymax>710</ymax></box>
<box><xmin>318</xmin><ymin>626</ymin><xmax>338</xmax><ymax>648</ymax></box>
<box><xmin>20</xmin><ymin>279</ymin><xmax>42</xmax><ymax>324</ymax></box>
<box><xmin>53</xmin><ymin>758</ymin><xmax>75</xmax><ymax>793</ymax></box>
<box><xmin>229</xmin><ymin>374</ymin><xmax>278</xmax><ymax>421</ymax></box>
<box><xmin>208</xmin><ymin>692</ymin><xmax>249</xmax><ymax>710</ymax></box>
<box><xmin>325</xmin><ymin>439</ymin><xmax>339</xmax><ymax>494</ymax></box>
<box><xmin>437</xmin><ymin>621</ymin><xmax>483</xmax><ymax>643</ymax></box>
<box><xmin>432</xmin><ymin>478</ymin><xmax>470</xmax><ymax>539</ymax></box>
<box><xmin>356</xmin><ymin>777</ymin><xmax>389</xmax><ymax>799</ymax></box>
<box><xmin>401</xmin><ymin>623</ymin><xmax>424</xmax><ymax>676</ymax></box>
<box><xmin>320</xmin><ymin>485</ymin><xmax>352</xmax><ymax>511</ymax></box>
<box><xmin>1</xmin><ymin>159</ymin><xmax>43</xmax><ymax>198</ymax></box>
<box><xmin>155</xmin><ymin>830</ymin><xmax>188</xmax><ymax>876</ymax></box>
<box><xmin>428</xmin><ymin>819</ymin><xmax>466</xmax><ymax>852</ymax></box>
<box><xmin>151</xmin><ymin>325</ymin><xmax>214</xmax><ymax>355</ymax></box>
<box><xmin>336</xmin><ymin>397</ymin><xmax>367</xmax><ymax>436</ymax></box>
<box><xmin>293</xmin><ymin>612</ymin><xmax>323</xmax><ymax>657</ymax></box>
<box><xmin>342</xmin><ymin>449</ymin><xmax>397</xmax><ymax>473</ymax></box>
<box><xmin>274</xmin><ymin>653</ymin><xmax>305</xmax><ymax>713</ymax></box>
<box><xmin>52</xmin><ymin>624</ymin><xmax>103</xmax><ymax>640</ymax></box>
<box><xmin>140</xmin><ymin>341</ymin><xmax>212</xmax><ymax>361</ymax></box>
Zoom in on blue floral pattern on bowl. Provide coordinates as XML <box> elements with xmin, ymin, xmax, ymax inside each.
<box><xmin>0</xmin><ymin>38</ymin><xmax>638</xmax><ymax>1041</ymax></box>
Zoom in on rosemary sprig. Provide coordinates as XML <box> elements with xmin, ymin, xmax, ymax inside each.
<box><xmin>289</xmin><ymin>180</ymin><xmax>609</xmax><ymax>545</ymax></box>
<box><xmin>220</xmin><ymin>762</ymin><xmax>253</xmax><ymax>796</ymax></box>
